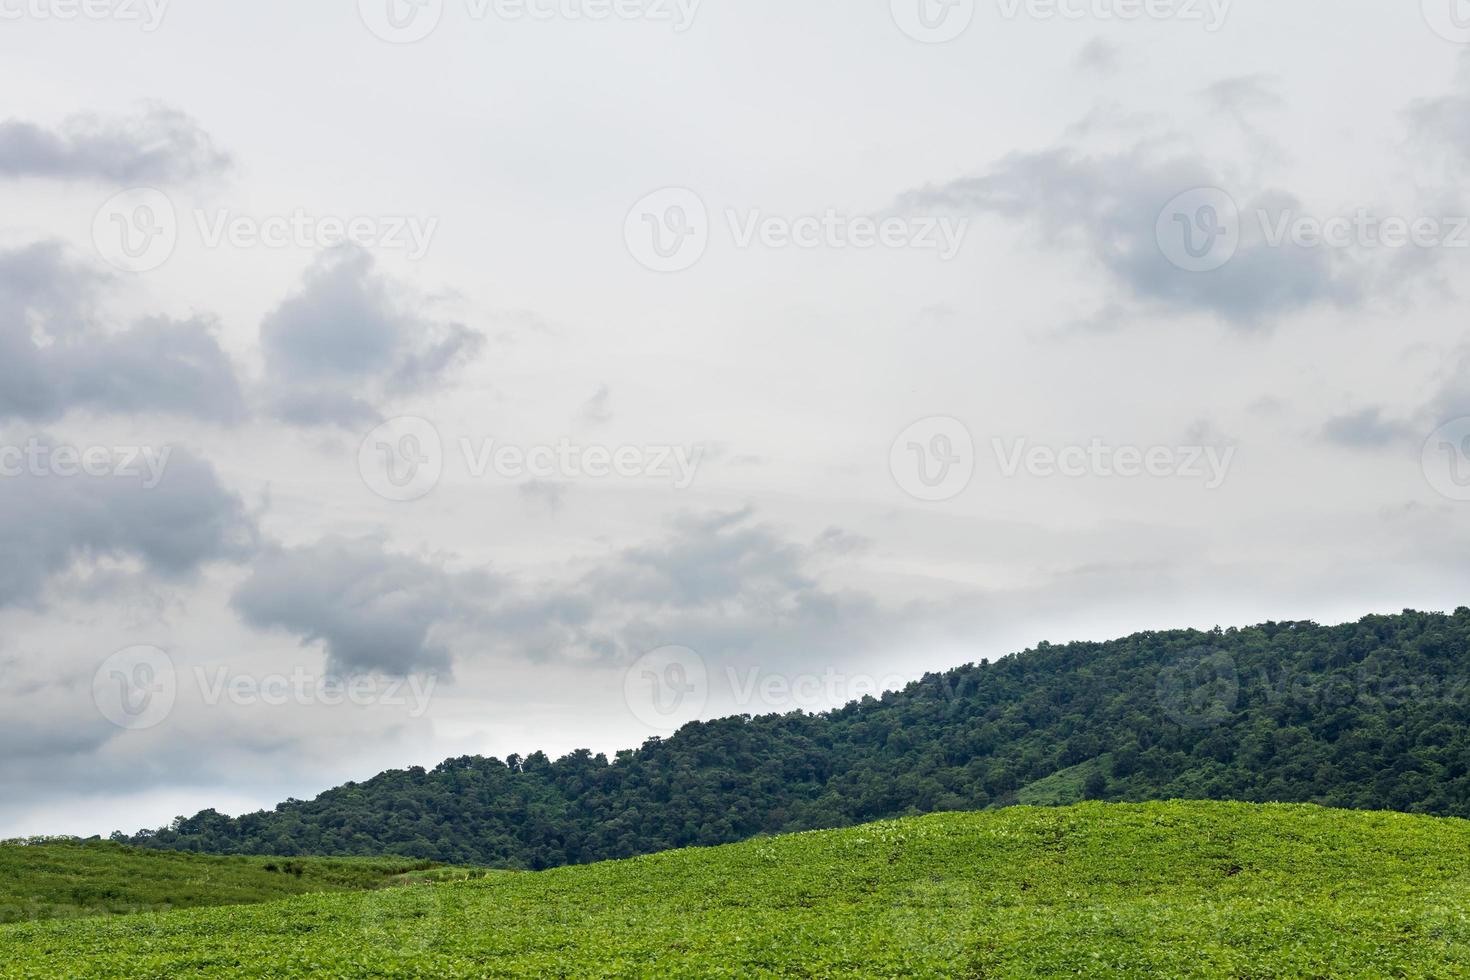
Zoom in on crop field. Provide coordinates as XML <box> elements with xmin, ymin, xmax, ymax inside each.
<box><xmin>0</xmin><ymin>839</ymin><xmax>447</xmax><ymax>924</ymax></box>
<box><xmin>2</xmin><ymin>801</ymin><xmax>1468</xmax><ymax>977</ymax></box>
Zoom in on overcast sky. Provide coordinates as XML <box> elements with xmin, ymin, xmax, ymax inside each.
<box><xmin>3</xmin><ymin>0</ymin><xmax>1470</xmax><ymax>838</ymax></box>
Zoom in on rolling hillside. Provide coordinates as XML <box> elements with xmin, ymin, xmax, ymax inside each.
<box><xmin>9</xmin><ymin>802</ymin><xmax>1470</xmax><ymax>977</ymax></box>
<box><xmin>0</xmin><ymin>839</ymin><xmax>452</xmax><ymax>924</ymax></box>
<box><xmin>125</xmin><ymin>609</ymin><xmax>1470</xmax><ymax>867</ymax></box>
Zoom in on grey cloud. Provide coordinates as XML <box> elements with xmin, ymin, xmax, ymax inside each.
<box><xmin>259</xmin><ymin>247</ymin><xmax>484</xmax><ymax>427</ymax></box>
<box><xmin>1201</xmin><ymin>75</ymin><xmax>1281</xmax><ymax>113</ymax></box>
<box><xmin>578</xmin><ymin>385</ymin><xmax>612</xmax><ymax>427</ymax></box>
<box><xmin>231</xmin><ymin>537</ymin><xmax>494</xmax><ymax>677</ymax></box>
<box><xmin>236</xmin><ymin>511</ymin><xmax>959</xmax><ymax>679</ymax></box>
<box><xmin>0</xmin><ymin>242</ymin><xmax>246</xmax><ymax>423</ymax></box>
<box><xmin>486</xmin><ymin>509</ymin><xmax>940</xmax><ymax>672</ymax></box>
<box><xmin>583</xmin><ymin>509</ymin><xmax>811</xmax><ymax>609</ymax></box>
<box><xmin>519</xmin><ymin>479</ymin><xmax>568</xmax><ymax>513</ymax></box>
<box><xmin>1073</xmin><ymin>39</ymin><xmax>1119</xmax><ymax>75</ymax></box>
<box><xmin>1409</xmin><ymin>54</ymin><xmax>1470</xmax><ymax>162</ymax></box>
<box><xmin>812</xmin><ymin>527</ymin><xmax>874</xmax><ymax>557</ymax></box>
<box><xmin>0</xmin><ymin>105</ymin><xmax>229</xmax><ymax>183</ymax></box>
<box><xmin>903</xmin><ymin>147</ymin><xmax>1356</xmax><ymax>327</ymax></box>
<box><xmin>1325</xmin><ymin>347</ymin><xmax>1470</xmax><ymax>450</ymax></box>
<box><xmin>0</xmin><ymin>447</ymin><xmax>257</xmax><ymax>607</ymax></box>
<box><xmin>1322</xmin><ymin>407</ymin><xmax>1418</xmax><ymax>449</ymax></box>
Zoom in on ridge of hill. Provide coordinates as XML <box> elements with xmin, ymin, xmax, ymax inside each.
<box><xmin>12</xmin><ymin>802</ymin><xmax>1470</xmax><ymax>977</ymax></box>
<box><xmin>125</xmin><ymin>608</ymin><xmax>1470</xmax><ymax>868</ymax></box>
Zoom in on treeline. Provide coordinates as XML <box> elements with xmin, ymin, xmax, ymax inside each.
<box><xmin>122</xmin><ymin>608</ymin><xmax>1470</xmax><ymax>868</ymax></box>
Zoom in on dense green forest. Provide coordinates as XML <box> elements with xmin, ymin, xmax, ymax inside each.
<box><xmin>122</xmin><ymin>609</ymin><xmax>1470</xmax><ymax>868</ymax></box>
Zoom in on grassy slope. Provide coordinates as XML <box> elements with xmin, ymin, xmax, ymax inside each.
<box><xmin>0</xmin><ymin>839</ymin><xmax>448</xmax><ymax>924</ymax></box>
<box><xmin>3</xmin><ymin>801</ymin><xmax>1469</xmax><ymax>978</ymax></box>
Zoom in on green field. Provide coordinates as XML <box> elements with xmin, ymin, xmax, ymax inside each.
<box><xmin>4</xmin><ymin>801</ymin><xmax>1469</xmax><ymax>977</ymax></box>
<box><xmin>0</xmin><ymin>839</ymin><xmax>451</xmax><ymax>924</ymax></box>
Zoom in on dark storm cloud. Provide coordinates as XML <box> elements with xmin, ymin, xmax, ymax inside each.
<box><xmin>0</xmin><ymin>243</ymin><xmax>246</xmax><ymax>423</ymax></box>
<box><xmin>231</xmin><ymin>536</ymin><xmax>494</xmax><ymax>677</ymax></box>
<box><xmin>0</xmin><ymin>447</ymin><xmax>257</xmax><ymax>607</ymax></box>
<box><xmin>259</xmin><ymin>247</ymin><xmax>483</xmax><ymax>427</ymax></box>
<box><xmin>0</xmin><ymin>105</ymin><xmax>229</xmax><ymax>183</ymax></box>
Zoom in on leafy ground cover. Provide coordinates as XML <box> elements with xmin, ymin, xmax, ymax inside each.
<box><xmin>4</xmin><ymin>800</ymin><xmax>1468</xmax><ymax>977</ymax></box>
<box><xmin>0</xmin><ymin>838</ymin><xmax>444</xmax><ymax>924</ymax></box>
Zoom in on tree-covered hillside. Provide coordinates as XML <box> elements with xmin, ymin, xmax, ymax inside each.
<box><xmin>123</xmin><ymin>609</ymin><xmax>1470</xmax><ymax>868</ymax></box>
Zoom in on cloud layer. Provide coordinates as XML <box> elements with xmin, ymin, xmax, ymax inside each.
<box><xmin>0</xmin><ymin>243</ymin><xmax>246</xmax><ymax>423</ymax></box>
<box><xmin>0</xmin><ymin>105</ymin><xmax>229</xmax><ymax>183</ymax></box>
<box><xmin>259</xmin><ymin>248</ymin><xmax>484</xmax><ymax>426</ymax></box>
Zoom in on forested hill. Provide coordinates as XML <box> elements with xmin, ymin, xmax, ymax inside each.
<box><xmin>122</xmin><ymin>608</ymin><xmax>1470</xmax><ymax>868</ymax></box>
